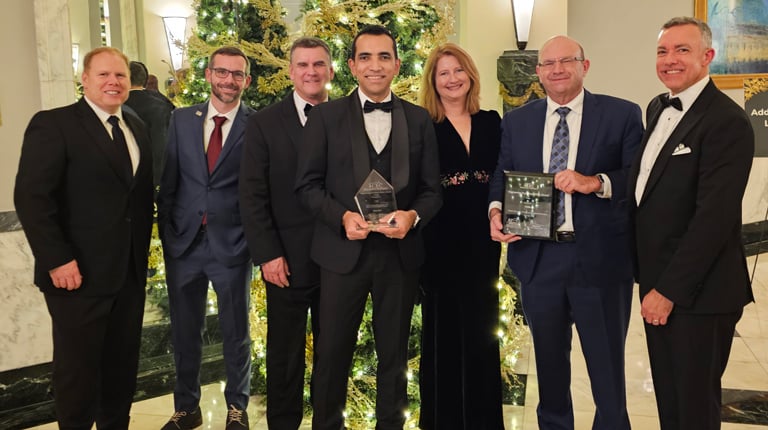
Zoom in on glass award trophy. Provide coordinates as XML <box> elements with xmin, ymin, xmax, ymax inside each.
<box><xmin>354</xmin><ymin>170</ymin><xmax>397</xmax><ymax>229</ymax></box>
<box><xmin>502</xmin><ymin>171</ymin><xmax>556</xmax><ymax>240</ymax></box>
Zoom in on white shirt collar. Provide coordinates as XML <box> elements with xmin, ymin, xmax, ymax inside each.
<box><xmin>356</xmin><ymin>88</ymin><xmax>392</xmax><ymax>110</ymax></box>
<box><xmin>206</xmin><ymin>100</ymin><xmax>239</xmax><ymax>123</ymax></box>
<box><xmin>667</xmin><ymin>75</ymin><xmax>710</xmax><ymax>112</ymax></box>
<box><xmin>83</xmin><ymin>96</ymin><xmax>124</xmax><ymax>124</ymax></box>
<box><xmin>546</xmin><ymin>89</ymin><xmax>585</xmax><ymax>117</ymax></box>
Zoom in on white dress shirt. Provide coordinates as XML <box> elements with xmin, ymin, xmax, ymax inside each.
<box><xmin>84</xmin><ymin>96</ymin><xmax>140</xmax><ymax>174</ymax></box>
<box><xmin>357</xmin><ymin>90</ymin><xmax>392</xmax><ymax>154</ymax></box>
<box><xmin>634</xmin><ymin>75</ymin><xmax>709</xmax><ymax>204</ymax></box>
<box><xmin>203</xmin><ymin>100</ymin><xmax>239</xmax><ymax>152</ymax></box>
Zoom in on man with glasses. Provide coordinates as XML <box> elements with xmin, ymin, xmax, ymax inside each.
<box><xmin>157</xmin><ymin>46</ymin><xmax>254</xmax><ymax>430</ymax></box>
<box><xmin>489</xmin><ymin>35</ymin><xmax>643</xmax><ymax>430</ymax></box>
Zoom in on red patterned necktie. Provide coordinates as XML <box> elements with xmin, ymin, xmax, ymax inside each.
<box><xmin>207</xmin><ymin>116</ymin><xmax>227</xmax><ymax>173</ymax></box>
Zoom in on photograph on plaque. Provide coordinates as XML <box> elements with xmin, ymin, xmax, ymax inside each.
<box><xmin>502</xmin><ymin>171</ymin><xmax>556</xmax><ymax>240</ymax></box>
<box><xmin>354</xmin><ymin>169</ymin><xmax>397</xmax><ymax>228</ymax></box>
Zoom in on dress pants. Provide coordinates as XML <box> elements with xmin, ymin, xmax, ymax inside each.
<box><xmin>165</xmin><ymin>229</ymin><xmax>252</xmax><ymax>411</ymax></box>
<box><xmin>265</xmin><ymin>281</ymin><xmax>320</xmax><ymax>429</ymax></box>
<box><xmin>645</xmin><ymin>310</ymin><xmax>742</xmax><ymax>430</ymax></box>
<box><xmin>520</xmin><ymin>241</ymin><xmax>632</xmax><ymax>430</ymax></box>
<box><xmin>311</xmin><ymin>235</ymin><xmax>419</xmax><ymax>430</ymax></box>
<box><xmin>44</xmin><ymin>266</ymin><xmax>145</xmax><ymax>430</ymax></box>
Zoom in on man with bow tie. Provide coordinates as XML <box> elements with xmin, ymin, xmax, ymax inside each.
<box><xmin>629</xmin><ymin>17</ymin><xmax>754</xmax><ymax>429</ymax></box>
<box><xmin>239</xmin><ymin>36</ymin><xmax>334</xmax><ymax>429</ymax></box>
<box><xmin>295</xmin><ymin>25</ymin><xmax>442</xmax><ymax>430</ymax></box>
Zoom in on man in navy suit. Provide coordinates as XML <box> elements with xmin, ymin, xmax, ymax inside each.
<box><xmin>489</xmin><ymin>35</ymin><xmax>643</xmax><ymax>430</ymax></box>
<box><xmin>15</xmin><ymin>47</ymin><xmax>154</xmax><ymax>429</ymax></box>
<box><xmin>240</xmin><ymin>36</ymin><xmax>334</xmax><ymax>429</ymax></box>
<box><xmin>630</xmin><ymin>17</ymin><xmax>754</xmax><ymax>429</ymax></box>
<box><xmin>157</xmin><ymin>46</ymin><xmax>254</xmax><ymax>430</ymax></box>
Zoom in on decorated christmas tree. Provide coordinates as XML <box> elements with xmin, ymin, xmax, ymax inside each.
<box><xmin>173</xmin><ymin>0</ymin><xmax>290</xmax><ymax>109</ymax></box>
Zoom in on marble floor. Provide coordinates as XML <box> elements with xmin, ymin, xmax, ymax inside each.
<box><xmin>28</xmin><ymin>255</ymin><xmax>768</xmax><ymax>429</ymax></box>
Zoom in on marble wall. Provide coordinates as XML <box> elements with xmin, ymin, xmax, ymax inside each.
<box><xmin>0</xmin><ymin>219</ymin><xmax>52</xmax><ymax>372</ymax></box>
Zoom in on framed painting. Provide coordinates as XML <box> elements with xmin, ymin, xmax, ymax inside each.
<box><xmin>694</xmin><ymin>0</ymin><xmax>768</xmax><ymax>89</ymax></box>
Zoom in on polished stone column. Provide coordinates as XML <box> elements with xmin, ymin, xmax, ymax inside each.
<box><xmin>33</xmin><ymin>0</ymin><xmax>76</xmax><ymax>110</ymax></box>
<box><xmin>497</xmin><ymin>49</ymin><xmax>545</xmax><ymax>113</ymax></box>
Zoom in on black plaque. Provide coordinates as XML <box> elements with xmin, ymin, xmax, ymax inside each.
<box><xmin>354</xmin><ymin>170</ymin><xmax>397</xmax><ymax>229</ymax></box>
<box><xmin>502</xmin><ymin>171</ymin><xmax>556</xmax><ymax>240</ymax></box>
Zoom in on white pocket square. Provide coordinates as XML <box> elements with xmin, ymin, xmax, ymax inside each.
<box><xmin>672</xmin><ymin>144</ymin><xmax>691</xmax><ymax>156</ymax></box>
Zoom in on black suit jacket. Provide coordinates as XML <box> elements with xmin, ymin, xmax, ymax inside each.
<box><xmin>295</xmin><ymin>89</ymin><xmax>442</xmax><ymax>274</ymax></box>
<box><xmin>14</xmin><ymin>98</ymin><xmax>154</xmax><ymax>296</ymax></box>
<box><xmin>125</xmin><ymin>89</ymin><xmax>175</xmax><ymax>188</ymax></box>
<box><xmin>240</xmin><ymin>94</ymin><xmax>319</xmax><ymax>287</ymax></box>
<box><xmin>629</xmin><ymin>79</ymin><xmax>754</xmax><ymax>313</ymax></box>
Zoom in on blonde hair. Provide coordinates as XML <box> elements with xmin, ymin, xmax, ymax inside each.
<box><xmin>419</xmin><ymin>43</ymin><xmax>481</xmax><ymax>122</ymax></box>
<box><xmin>83</xmin><ymin>47</ymin><xmax>129</xmax><ymax>72</ymax></box>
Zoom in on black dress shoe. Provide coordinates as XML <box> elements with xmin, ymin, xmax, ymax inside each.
<box><xmin>225</xmin><ymin>404</ymin><xmax>249</xmax><ymax>429</ymax></box>
<box><xmin>160</xmin><ymin>406</ymin><xmax>203</xmax><ymax>430</ymax></box>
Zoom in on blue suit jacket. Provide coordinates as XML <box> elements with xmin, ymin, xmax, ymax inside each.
<box><xmin>488</xmin><ymin>90</ymin><xmax>643</xmax><ymax>286</ymax></box>
<box><xmin>158</xmin><ymin>101</ymin><xmax>254</xmax><ymax>266</ymax></box>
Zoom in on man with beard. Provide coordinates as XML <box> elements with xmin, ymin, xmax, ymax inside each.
<box><xmin>157</xmin><ymin>46</ymin><xmax>254</xmax><ymax>430</ymax></box>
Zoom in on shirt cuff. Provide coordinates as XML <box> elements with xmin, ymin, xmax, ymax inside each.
<box><xmin>488</xmin><ymin>201</ymin><xmax>503</xmax><ymax>219</ymax></box>
<box><xmin>595</xmin><ymin>173</ymin><xmax>612</xmax><ymax>199</ymax></box>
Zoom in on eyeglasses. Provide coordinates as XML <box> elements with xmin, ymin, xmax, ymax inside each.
<box><xmin>537</xmin><ymin>57</ymin><xmax>585</xmax><ymax>68</ymax></box>
<box><xmin>211</xmin><ymin>67</ymin><xmax>247</xmax><ymax>81</ymax></box>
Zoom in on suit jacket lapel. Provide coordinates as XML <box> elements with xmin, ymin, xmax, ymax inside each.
<box><xmin>523</xmin><ymin>102</ymin><xmax>546</xmax><ymax>172</ymax></box>
<box><xmin>348</xmin><ymin>90</ymin><xmax>371</xmax><ymax>188</ymax></box>
<box><xmin>122</xmin><ymin>111</ymin><xmax>150</xmax><ymax>189</ymax></box>
<box><xmin>213</xmin><ymin>103</ymin><xmax>247</xmax><ymax>175</ymax></box>
<box><xmin>280</xmin><ymin>95</ymin><xmax>303</xmax><ymax>153</ymax></box>
<box><xmin>628</xmin><ymin>99</ymin><xmax>663</xmax><ymax>201</ymax></box>
<box><xmin>640</xmin><ymin>81</ymin><xmax>715</xmax><ymax>203</ymax></box>
<box><xmin>574</xmin><ymin>91</ymin><xmax>600</xmax><ymax>173</ymax></box>
<box><xmin>193</xmin><ymin>104</ymin><xmax>209</xmax><ymax>175</ymax></box>
<box><xmin>76</xmin><ymin>99</ymin><xmax>131</xmax><ymax>187</ymax></box>
<box><xmin>390</xmin><ymin>95</ymin><xmax>409</xmax><ymax>192</ymax></box>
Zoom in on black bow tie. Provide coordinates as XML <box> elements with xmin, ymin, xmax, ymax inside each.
<box><xmin>303</xmin><ymin>103</ymin><xmax>313</xmax><ymax>115</ymax></box>
<box><xmin>363</xmin><ymin>100</ymin><xmax>393</xmax><ymax>113</ymax></box>
<box><xmin>660</xmin><ymin>94</ymin><xmax>683</xmax><ymax>111</ymax></box>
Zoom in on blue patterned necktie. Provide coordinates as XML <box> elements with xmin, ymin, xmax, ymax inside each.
<box><xmin>549</xmin><ymin>106</ymin><xmax>571</xmax><ymax>227</ymax></box>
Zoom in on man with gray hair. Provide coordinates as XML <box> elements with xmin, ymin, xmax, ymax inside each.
<box><xmin>629</xmin><ymin>16</ymin><xmax>754</xmax><ymax>429</ymax></box>
<box><xmin>240</xmin><ymin>36</ymin><xmax>334</xmax><ymax>429</ymax></box>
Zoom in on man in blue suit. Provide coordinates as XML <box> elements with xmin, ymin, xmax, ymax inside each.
<box><xmin>157</xmin><ymin>46</ymin><xmax>254</xmax><ymax>430</ymax></box>
<box><xmin>488</xmin><ymin>35</ymin><xmax>643</xmax><ymax>430</ymax></box>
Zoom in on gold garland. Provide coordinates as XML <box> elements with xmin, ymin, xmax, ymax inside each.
<box><xmin>744</xmin><ymin>77</ymin><xmax>768</xmax><ymax>101</ymax></box>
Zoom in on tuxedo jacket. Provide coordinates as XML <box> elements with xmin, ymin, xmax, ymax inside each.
<box><xmin>14</xmin><ymin>98</ymin><xmax>154</xmax><ymax>296</ymax></box>
<box><xmin>240</xmin><ymin>94</ymin><xmax>319</xmax><ymax>287</ymax></box>
<box><xmin>488</xmin><ymin>90</ymin><xmax>643</xmax><ymax>286</ymax></box>
<box><xmin>295</xmin><ymin>89</ymin><xmax>442</xmax><ymax>274</ymax></box>
<box><xmin>629</xmin><ymin>80</ymin><xmax>754</xmax><ymax>313</ymax></box>
<box><xmin>125</xmin><ymin>89</ymin><xmax>175</xmax><ymax>188</ymax></box>
<box><xmin>157</xmin><ymin>101</ymin><xmax>254</xmax><ymax>267</ymax></box>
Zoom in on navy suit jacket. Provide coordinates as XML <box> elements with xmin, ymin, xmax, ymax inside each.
<box><xmin>629</xmin><ymin>80</ymin><xmax>754</xmax><ymax>313</ymax></box>
<box><xmin>489</xmin><ymin>90</ymin><xmax>643</xmax><ymax>286</ymax></box>
<box><xmin>158</xmin><ymin>101</ymin><xmax>254</xmax><ymax>267</ymax></box>
<box><xmin>295</xmin><ymin>89</ymin><xmax>442</xmax><ymax>274</ymax></box>
<box><xmin>15</xmin><ymin>98</ymin><xmax>154</xmax><ymax>296</ymax></box>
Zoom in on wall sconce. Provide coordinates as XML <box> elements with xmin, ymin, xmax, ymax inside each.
<box><xmin>511</xmin><ymin>0</ymin><xmax>535</xmax><ymax>50</ymax></box>
<box><xmin>71</xmin><ymin>43</ymin><xmax>80</xmax><ymax>76</ymax></box>
<box><xmin>163</xmin><ymin>16</ymin><xmax>187</xmax><ymax>71</ymax></box>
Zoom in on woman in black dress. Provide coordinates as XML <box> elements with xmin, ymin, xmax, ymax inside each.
<box><xmin>418</xmin><ymin>43</ymin><xmax>504</xmax><ymax>429</ymax></box>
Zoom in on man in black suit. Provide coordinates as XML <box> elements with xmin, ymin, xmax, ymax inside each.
<box><xmin>14</xmin><ymin>47</ymin><xmax>154</xmax><ymax>430</ymax></box>
<box><xmin>295</xmin><ymin>25</ymin><xmax>442</xmax><ymax>430</ymax></box>
<box><xmin>240</xmin><ymin>36</ymin><xmax>334</xmax><ymax>429</ymax></box>
<box><xmin>629</xmin><ymin>17</ymin><xmax>754</xmax><ymax>429</ymax></box>
<box><xmin>125</xmin><ymin>61</ymin><xmax>175</xmax><ymax>194</ymax></box>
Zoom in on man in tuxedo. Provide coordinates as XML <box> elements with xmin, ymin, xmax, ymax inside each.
<box><xmin>239</xmin><ymin>36</ymin><xmax>334</xmax><ymax>429</ymax></box>
<box><xmin>14</xmin><ymin>46</ymin><xmax>154</xmax><ymax>429</ymax></box>
<box><xmin>157</xmin><ymin>46</ymin><xmax>254</xmax><ymax>430</ymax></box>
<box><xmin>489</xmin><ymin>36</ymin><xmax>643</xmax><ymax>429</ymax></box>
<box><xmin>295</xmin><ymin>25</ymin><xmax>442</xmax><ymax>430</ymax></box>
<box><xmin>629</xmin><ymin>17</ymin><xmax>754</xmax><ymax>429</ymax></box>
<box><xmin>125</xmin><ymin>61</ymin><xmax>175</xmax><ymax>194</ymax></box>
